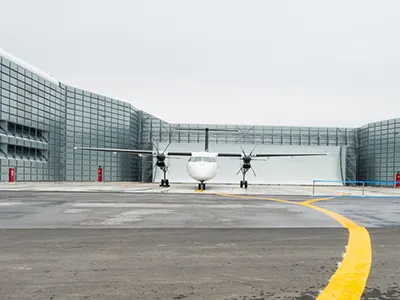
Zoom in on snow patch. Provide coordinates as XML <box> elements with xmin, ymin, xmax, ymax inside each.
<box><xmin>13</xmin><ymin>266</ymin><xmax>32</xmax><ymax>270</ymax></box>
<box><xmin>63</xmin><ymin>208</ymin><xmax>91</xmax><ymax>214</ymax></box>
<box><xmin>0</xmin><ymin>202</ymin><xmax>22</xmax><ymax>206</ymax></box>
<box><xmin>102</xmin><ymin>209</ymin><xmax>173</xmax><ymax>225</ymax></box>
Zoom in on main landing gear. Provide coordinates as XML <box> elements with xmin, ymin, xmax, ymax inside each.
<box><xmin>159</xmin><ymin>166</ymin><xmax>170</xmax><ymax>187</ymax></box>
<box><xmin>198</xmin><ymin>181</ymin><xmax>206</xmax><ymax>190</ymax></box>
<box><xmin>240</xmin><ymin>179</ymin><xmax>248</xmax><ymax>189</ymax></box>
<box><xmin>239</xmin><ymin>167</ymin><xmax>249</xmax><ymax>189</ymax></box>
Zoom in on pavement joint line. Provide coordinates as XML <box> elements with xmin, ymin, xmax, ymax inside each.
<box><xmin>216</xmin><ymin>193</ymin><xmax>372</xmax><ymax>300</ymax></box>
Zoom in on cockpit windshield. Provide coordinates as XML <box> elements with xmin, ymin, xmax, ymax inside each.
<box><xmin>189</xmin><ymin>156</ymin><xmax>216</xmax><ymax>163</ymax></box>
<box><xmin>203</xmin><ymin>157</ymin><xmax>214</xmax><ymax>162</ymax></box>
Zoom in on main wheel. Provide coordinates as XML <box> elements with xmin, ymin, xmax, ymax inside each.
<box><xmin>202</xmin><ymin>183</ymin><xmax>206</xmax><ymax>190</ymax></box>
<box><xmin>198</xmin><ymin>183</ymin><xmax>202</xmax><ymax>190</ymax></box>
<box><xmin>244</xmin><ymin>181</ymin><xmax>248</xmax><ymax>189</ymax></box>
<box><xmin>240</xmin><ymin>180</ymin><xmax>243</xmax><ymax>188</ymax></box>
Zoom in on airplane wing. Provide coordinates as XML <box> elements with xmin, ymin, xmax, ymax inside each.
<box><xmin>74</xmin><ymin>147</ymin><xmax>154</xmax><ymax>155</ymax></box>
<box><xmin>75</xmin><ymin>147</ymin><xmax>327</xmax><ymax>158</ymax></box>
<box><xmin>253</xmin><ymin>153</ymin><xmax>328</xmax><ymax>157</ymax></box>
<box><xmin>166</xmin><ymin>152</ymin><xmax>192</xmax><ymax>156</ymax></box>
<box><xmin>217</xmin><ymin>152</ymin><xmax>328</xmax><ymax>158</ymax></box>
<box><xmin>74</xmin><ymin>147</ymin><xmax>192</xmax><ymax>157</ymax></box>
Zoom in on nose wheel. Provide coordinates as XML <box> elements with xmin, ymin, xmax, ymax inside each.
<box><xmin>240</xmin><ymin>180</ymin><xmax>248</xmax><ymax>189</ymax></box>
<box><xmin>198</xmin><ymin>182</ymin><xmax>206</xmax><ymax>190</ymax></box>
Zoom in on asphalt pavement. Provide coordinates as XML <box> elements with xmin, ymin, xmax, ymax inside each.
<box><xmin>0</xmin><ymin>192</ymin><xmax>399</xmax><ymax>299</ymax></box>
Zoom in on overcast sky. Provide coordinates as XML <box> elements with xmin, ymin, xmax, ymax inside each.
<box><xmin>1</xmin><ymin>0</ymin><xmax>399</xmax><ymax>127</ymax></box>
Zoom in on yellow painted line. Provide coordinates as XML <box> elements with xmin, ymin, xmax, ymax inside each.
<box><xmin>301</xmin><ymin>202</ymin><xmax>371</xmax><ymax>299</ymax></box>
<box><xmin>215</xmin><ymin>193</ymin><xmax>293</xmax><ymax>204</ymax></box>
<box><xmin>302</xmin><ymin>197</ymin><xmax>334</xmax><ymax>204</ymax></box>
<box><xmin>216</xmin><ymin>193</ymin><xmax>372</xmax><ymax>299</ymax></box>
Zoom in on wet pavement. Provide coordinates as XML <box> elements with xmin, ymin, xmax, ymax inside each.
<box><xmin>2</xmin><ymin>181</ymin><xmax>400</xmax><ymax>197</ymax></box>
<box><xmin>0</xmin><ymin>192</ymin><xmax>399</xmax><ymax>299</ymax></box>
<box><xmin>0</xmin><ymin>192</ymin><xmax>339</xmax><ymax>228</ymax></box>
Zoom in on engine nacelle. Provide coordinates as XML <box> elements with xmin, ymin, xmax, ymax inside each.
<box><xmin>242</xmin><ymin>162</ymin><xmax>251</xmax><ymax>170</ymax></box>
<box><xmin>156</xmin><ymin>160</ymin><xmax>166</xmax><ymax>168</ymax></box>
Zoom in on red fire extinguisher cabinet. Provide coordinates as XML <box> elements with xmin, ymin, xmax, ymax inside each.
<box><xmin>9</xmin><ymin>168</ymin><xmax>15</xmax><ymax>182</ymax></box>
<box><xmin>98</xmin><ymin>167</ymin><xmax>103</xmax><ymax>182</ymax></box>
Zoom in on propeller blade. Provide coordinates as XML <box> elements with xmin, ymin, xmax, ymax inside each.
<box><xmin>240</xmin><ymin>146</ymin><xmax>246</xmax><ymax>156</ymax></box>
<box><xmin>152</xmin><ymin>140</ymin><xmax>160</xmax><ymax>153</ymax></box>
<box><xmin>249</xmin><ymin>145</ymin><xmax>257</xmax><ymax>156</ymax></box>
<box><xmin>162</xmin><ymin>142</ymin><xmax>171</xmax><ymax>154</ymax></box>
<box><xmin>236</xmin><ymin>168</ymin><xmax>242</xmax><ymax>175</ymax></box>
<box><xmin>251</xmin><ymin>167</ymin><xmax>256</xmax><ymax>177</ymax></box>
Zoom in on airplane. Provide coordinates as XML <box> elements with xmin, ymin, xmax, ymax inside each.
<box><xmin>75</xmin><ymin>128</ymin><xmax>328</xmax><ymax>190</ymax></box>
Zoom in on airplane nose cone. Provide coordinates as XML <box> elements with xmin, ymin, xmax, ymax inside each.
<box><xmin>188</xmin><ymin>162</ymin><xmax>216</xmax><ymax>181</ymax></box>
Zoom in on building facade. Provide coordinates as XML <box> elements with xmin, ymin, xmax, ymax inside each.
<box><xmin>357</xmin><ymin>119</ymin><xmax>400</xmax><ymax>184</ymax></box>
<box><xmin>0</xmin><ymin>51</ymin><xmax>65</xmax><ymax>182</ymax></box>
<box><xmin>64</xmin><ymin>85</ymin><xmax>139</xmax><ymax>182</ymax></box>
<box><xmin>0</xmin><ymin>48</ymin><xmax>394</xmax><ymax>184</ymax></box>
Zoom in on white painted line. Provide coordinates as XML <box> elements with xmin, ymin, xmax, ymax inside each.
<box><xmin>0</xmin><ymin>202</ymin><xmax>22</xmax><ymax>206</ymax></box>
<box><xmin>73</xmin><ymin>203</ymin><xmax>267</xmax><ymax>209</ymax></box>
<box><xmin>101</xmin><ymin>209</ymin><xmax>173</xmax><ymax>225</ymax></box>
<box><xmin>63</xmin><ymin>209</ymin><xmax>91</xmax><ymax>214</ymax></box>
<box><xmin>13</xmin><ymin>266</ymin><xmax>32</xmax><ymax>270</ymax></box>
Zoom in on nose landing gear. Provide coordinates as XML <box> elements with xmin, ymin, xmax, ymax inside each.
<box><xmin>198</xmin><ymin>181</ymin><xmax>206</xmax><ymax>191</ymax></box>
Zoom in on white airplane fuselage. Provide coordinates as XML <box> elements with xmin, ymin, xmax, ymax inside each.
<box><xmin>186</xmin><ymin>151</ymin><xmax>218</xmax><ymax>182</ymax></box>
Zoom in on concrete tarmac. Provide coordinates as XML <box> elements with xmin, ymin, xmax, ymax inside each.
<box><xmin>0</xmin><ymin>192</ymin><xmax>399</xmax><ymax>299</ymax></box>
<box><xmin>2</xmin><ymin>181</ymin><xmax>400</xmax><ymax>197</ymax></box>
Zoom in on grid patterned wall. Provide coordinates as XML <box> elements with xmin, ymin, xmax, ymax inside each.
<box><xmin>3</xmin><ymin>49</ymin><xmax>396</xmax><ymax>184</ymax></box>
<box><xmin>139</xmin><ymin>114</ymin><xmax>358</xmax><ymax>181</ymax></box>
<box><xmin>65</xmin><ymin>86</ymin><xmax>139</xmax><ymax>181</ymax></box>
<box><xmin>358</xmin><ymin>118</ymin><xmax>400</xmax><ymax>182</ymax></box>
<box><xmin>0</xmin><ymin>55</ymin><xmax>65</xmax><ymax>181</ymax></box>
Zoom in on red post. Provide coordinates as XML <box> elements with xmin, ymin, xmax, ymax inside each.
<box><xmin>9</xmin><ymin>168</ymin><xmax>15</xmax><ymax>182</ymax></box>
<box><xmin>396</xmin><ymin>173</ymin><xmax>400</xmax><ymax>188</ymax></box>
<box><xmin>98</xmin><ymin>166</ymin><xmax>103</xmax><ymax>182</ymax></box>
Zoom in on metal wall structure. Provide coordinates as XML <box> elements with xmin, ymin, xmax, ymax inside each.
<box><xmin>6</xmin><ymin>48</ymin><xmax>397</xmax><ymax>184</ymax></box>
<box><xmin>0</xmin><ymin>49</ymin><xmax>140</xmax><ymax>182</ymax></box>
<box><xmin>65</xmin><ymin>85</ymin><xmax>139</xmax><ymax>181</ymax></box>
<box><xmin>357</xmin><ymin>118</ymin><xmax>400</xmax><ymax>183</ymax></box>
<box><xmin>139</xmin><ymin>114</ymin><xmax>358</xmax><ymax>182</ymax></box>
<box><xmin>154</xmin><ymin>143</ymin><xmax>346</xmax><ymax>185</ymax></box>
<box><xmin>0</xmin><ymin>53</ymin><xmax>66</xmax><ymax>181</ymax></box>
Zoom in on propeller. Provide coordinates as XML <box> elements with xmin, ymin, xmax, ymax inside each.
<box><xmin>251</xmin><ymin>166</ymin><xmax>256</xmax><ymax>177</ymax></box>
<box><xmin>150</xmin><ymin>141</ymin><xmax>172</xmax><ymax>170</ymax></box>
<box><xmin>152</xmin><ymin>141</ymin><xmax>170</xmax><ymax>158</ymax></box>
<box><xmin>236</xmin><ymin>145</ymin><xmax>258</xmax><ymax>177</ymax></box>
